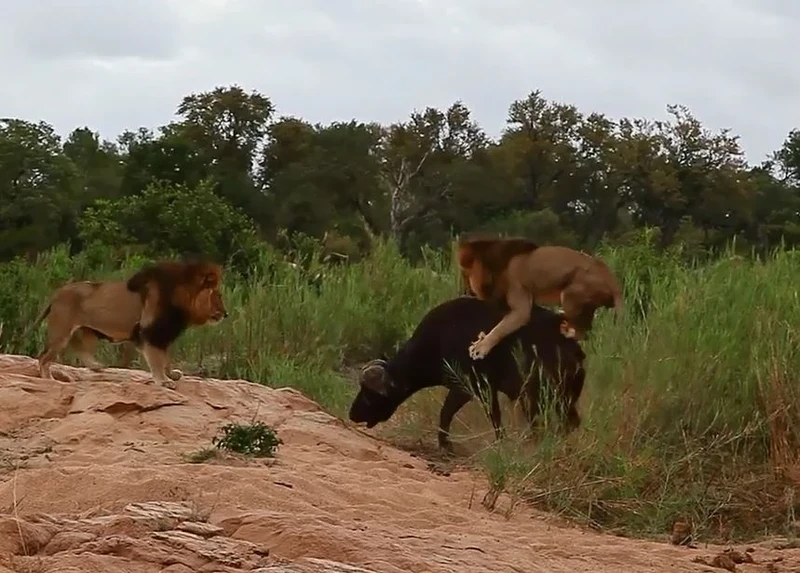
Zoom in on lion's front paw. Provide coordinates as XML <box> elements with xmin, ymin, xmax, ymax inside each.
<box><xmin>151</xmin><ymin>373</ymin><xmax>178</xmax><ymax>389</ymax></box>
<box><xmin>154</xmin><ymin>376</ymin><xmax>177</xmax><ymax>389</ymax></box>
<box><xmin>167</xmin><ymin>369</ymin><xmax>183</xmax><ymax>382</ymax></box>
<box><xmin>468</xmin><ymin>331</ymin><xmax>490</xmax><ymax>360</ymax></box>
<box><xmin>559</xmin><ymin>320</ymin><xmax>577</xmax><ymax>339</ymax></box>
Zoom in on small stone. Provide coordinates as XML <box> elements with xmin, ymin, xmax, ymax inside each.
<box><xmin>710</xmin><ymin>554</ymin><xmax>737</xmax><ymax>572</ymax></box>
<box><xmin>724</xmin><ymin>549</ymin><xmax>754</xmax><ymax>564</ymax></box>
<box><xmin>670</xmin><ymin>521</ymin><xmax>692</xmax><ymax>546</ymax></box>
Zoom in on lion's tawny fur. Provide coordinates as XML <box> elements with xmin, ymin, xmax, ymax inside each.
<box><xmin>456</xmin><ymin>236</ymin><xmax>622</xmax><ymax>360</ymax></box>
<box><xmin>34</xmin><ymin>280</ymin><xmax>145</xmax><ymax>381</ymax></box>
<box><xmin>34</xmin><ymin>258</ymin><xmax>227</xmax><ymax>387</ymax></box>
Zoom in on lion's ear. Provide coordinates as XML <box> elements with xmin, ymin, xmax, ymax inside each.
<box><xmin>201</xmin><ymin>272</ymin><xmax>218</xmax><ymax>289</ymax></box>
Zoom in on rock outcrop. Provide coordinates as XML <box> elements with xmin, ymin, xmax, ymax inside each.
<box><xmin>0</xmin><ymin>354</ymin><xmax>795</xmax><ymax>572</ymax></box>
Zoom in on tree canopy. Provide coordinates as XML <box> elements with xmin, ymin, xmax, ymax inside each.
<box><xmin>2</xmin><ymin>85</ymin><xmax>798</xmax><ymax>265</ymax></box>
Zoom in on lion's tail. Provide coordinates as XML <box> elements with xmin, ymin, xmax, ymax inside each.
<box><xmin>17</xmin><ymin>302</ymin><xmax>52</xmax><ymax>344</ymax></box>
<box><xmin>33</xmin><ymin>303</ymin><xmax>52</xmax><ymax>326</ymax></box>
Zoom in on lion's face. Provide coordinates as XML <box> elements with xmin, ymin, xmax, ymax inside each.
<box><xmin>191</xmin><ymin>288</ymin><xmax>228</xmax><ymax>325</ymax></box>
<box><xmin>560</xmin><ymin>306</ymin><xmax>598</xmax><ymax>340</ymax></box>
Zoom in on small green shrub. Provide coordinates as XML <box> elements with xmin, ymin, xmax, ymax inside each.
<box><xmin>212</xmin><ymin>421</ymin><xmax>283</xmax><ymax>458</ymax></box>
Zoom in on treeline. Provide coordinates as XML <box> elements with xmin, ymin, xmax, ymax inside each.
<box><xmin>2</xmin><ymin>84</ymin><xmax>799</xmax><ymax>267</ymax></box>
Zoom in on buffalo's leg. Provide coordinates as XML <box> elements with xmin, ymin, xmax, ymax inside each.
<box><xmin>521</xmin><ymin>373</ymin><xmax>543</xmax><ymax>433</ymax></box>
<box><xmin>489</xmin><ymin>388</ymin><xmax>505</xmax><ymax>441</ymax></box>
<box><xmin>562</xmin><ymin>368</ymin><xmax>585</xmax><ymax>432</ymax></box>
<box><xmin>438</xmin><ymin>388</ymin><xmax>472</xmax><ymax>451</ymax></box>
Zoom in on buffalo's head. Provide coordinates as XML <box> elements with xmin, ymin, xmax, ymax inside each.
<box><xmin>348</xmin><ymin>358</ymin><xmax>408</xmax><ymax>428</ymax></box>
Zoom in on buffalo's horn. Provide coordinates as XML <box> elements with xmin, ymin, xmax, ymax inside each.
<box><xmin>359</xmin><ymin>359</ymin><xmax>389</xmax><ymax>396</ymax></box>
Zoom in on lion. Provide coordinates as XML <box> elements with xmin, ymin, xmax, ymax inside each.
<box><xmin>456</xmin><ymin>234</ymin><xmax>622</xmax><ymax>360</ymax></box>
<box><xmin>33</xmin><ymin>258</ymin><xmax>227</xmax><ymax>388</ymax></box>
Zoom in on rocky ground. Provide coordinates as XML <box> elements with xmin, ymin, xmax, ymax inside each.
<box><xmin>0</xmin><ymin>353</ymin><xmax>797</xmax><ymax>573</ymax></box>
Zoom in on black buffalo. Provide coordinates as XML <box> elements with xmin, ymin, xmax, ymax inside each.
<box><xmin>348</xmin><ymin>296</ymin><xmax>587</xmax><ymax>451</ymax></box>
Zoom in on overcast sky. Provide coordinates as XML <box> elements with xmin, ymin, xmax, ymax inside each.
<box><xmin>1</xmin><ymin>0</ymin><xmax>797</xmax><ymax>164</ymax></box>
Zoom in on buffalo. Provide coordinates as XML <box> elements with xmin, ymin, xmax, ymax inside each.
<box><xmin>348</xmin><ymin>295</ymin><xmax>587</xmax><ymax>451</ymax></box>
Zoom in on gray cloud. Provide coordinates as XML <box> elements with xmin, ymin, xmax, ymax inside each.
<box><xmin>0</xmin><ymin>0</ymin><xmax>797</xmax><ymax>163</ymax></box>
<box><xmin>2</xmin><ymin>0</ymin><xmax>181</xmax><ymax>61</ymax></box>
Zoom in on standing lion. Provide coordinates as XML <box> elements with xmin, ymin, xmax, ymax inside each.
<box><xmin>32</xmin><ymin>258</ymin><xmax>228</xmax><ymax>388</ymax></box>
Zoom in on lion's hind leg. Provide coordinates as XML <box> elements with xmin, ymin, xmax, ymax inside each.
<box><xmin>72</xmin><ymin>328</ymin><xmax>107</xmax><ymax>372</ymax></box>
<box><xmin>37</xmin><ymin>312</ymin><xmax>79</xmax><ymax>380</ymax></box>
<box><xmin>38</xmin><ymin>337</ymin><xmax>70</xmax><ymax>380</ymax></box>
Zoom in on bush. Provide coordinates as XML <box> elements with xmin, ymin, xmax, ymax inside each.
<box><xmin>212</xmin><ymin>421</ymin><xmax>282</xmax><ymax>458</ymax></box>
<box><xmin>78</xmin><ymin>178</ymin><xmax>263</xmax><ymax>271</ymax></box>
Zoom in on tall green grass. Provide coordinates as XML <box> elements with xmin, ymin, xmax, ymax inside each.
<box><xmin>480</xmin><ymin>243</ymin><xmax>800</xmax><ymax>541</ymax></box>
<box><xmin>1</xmin><ymin>236</ymin><xmax>798</xmax><ymax>542</ymax></box>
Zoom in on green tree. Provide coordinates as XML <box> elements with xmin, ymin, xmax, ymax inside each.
<box><xmin>613</xmin><ymin>105</ymin><xmax>752</xmax><ymax>249</ymax></box>
<box><xmin>117</xmin><ymin>127</ymin><xmax>207</xmax><ymax>197</ymax></box>
<box><xmin>260</xmin><ymin>117</ymin><xmax>383</xmax><ymax>245</ymax></box>
<box><xmin>747</xmin><ymin>130</ymin><xmax>800</xmax><ymax>249</ymax></box>
<box><xmin>78</xmin><ymin>178</ymin><xmax>261</xmax><ymax>268</ymax></box>
<box><xmin>63</xmin><ymin>127</ymin><xmax>123</xmax><ymax>203</ymax></box>
<box><xmin>0</xmin><ymin>119</ymin><xmax>77</xmax><ymax>260</ymax></box>
<box><xmin>772</xmin><ymin>128</ymin><xmax>800</xmax><ymax>186</ymax></box>
<box><xmin>171</xmin><ymin>85</ymin><xmax>275</xmax><ymax>230</ymax></box>
<box><xmin>1</xmin><ymin>85</ymin><xmax>797</xmax><ymax>265</ymax></box>
<box><xmin>378</xmin><ymin>101</ymin><xmax>493</xmax><ymax>252</ymax></box>
<box><xmin>497</xmin><ymin>90</ymin><xmax>583</xmax><ymax>212</ymax></box>
<box><xmin>551</xmin><ymin>111</ymin><xmax>627</xmax><ymax>247</ymax></box>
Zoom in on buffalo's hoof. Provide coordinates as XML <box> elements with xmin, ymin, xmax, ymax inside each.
<box><xmin>438</xmin><ymin>432</ymin><xmax>455</xmax><ymax>454</ymax></box>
